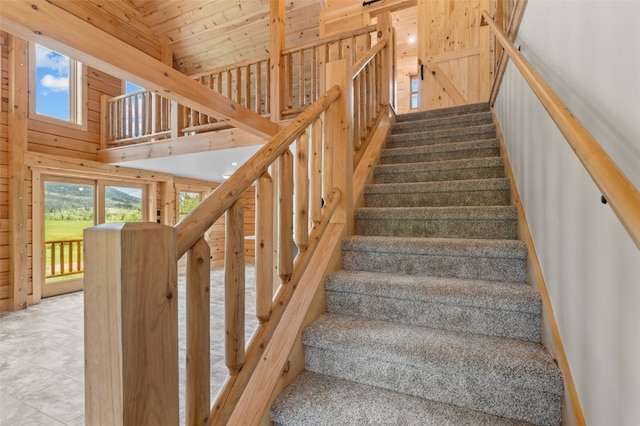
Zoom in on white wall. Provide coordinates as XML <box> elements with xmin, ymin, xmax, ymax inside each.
<box><xmin>494</xmin><ymin>1</ymin><xmax>640</xmax><ymax>425</ymax></box>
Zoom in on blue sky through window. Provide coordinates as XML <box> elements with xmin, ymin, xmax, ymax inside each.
<box><xmin>126</xmin><ymin>82</ymin><xmax>144</xmax><ymax>93</ymax></box>
<box><xmin>35</xmin><ymin>45</ymin><xmax>71</xmax><ymax>120</ymax></box>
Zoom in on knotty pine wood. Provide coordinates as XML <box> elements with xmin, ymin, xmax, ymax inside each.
<box><xmin>0</xmin><ymin>32</ymin><xmax>9</xmax><ymax>308</ymax></box>
<box><xmin>418</xmin><ymin>0</ymin><xmax>493</xmax><ymax>110</ymax></box>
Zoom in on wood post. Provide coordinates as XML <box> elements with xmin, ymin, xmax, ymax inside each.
<box><xmin>256</xmin><ymin>172</ymin><xmax>274</xmax><ymax>323</ymax></box>
<box><xmin>326</xmin><ymin>59</ymin><xmax>354</xmax><ymax>232</ymax></box>
<box><xmin>225</xmin><ymin>201</ymin><xmax>245</xmax><ymax>374</ymax></box>
<box><xmin>8</xmin><ymin>35</ymin><xmax>30</xmax><ymax>310</ymax></box>
<box><xmin>295</xmin><ymin>130</ymin><xmax>309</xmax><ymax>252</ymax></box>
<box><xmin>377</xmin><ymin>11</ymin><xmax>393</xmax><ymax>107</ymax></box>
<box><xmin>278</xmin><ymin>150</ymin><xmax>294</xmax><ymax>282</ymax></box>
<box><xmin>269</xmin><ymin>0</ymin><xmax>285</xmax><ymax>121</ymax></box>
<box><xmin>84</xmin><ymin>223</ymin><xmax>179</xmax><ymax>426</ymax></box>
<box><xmin>187</xmin><ymin>237</ymin><xmax>211</xmax><ymax>426</ymax></box>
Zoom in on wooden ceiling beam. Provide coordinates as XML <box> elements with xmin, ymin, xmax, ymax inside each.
<box><xmin>0</xmin><ymin>0</ymin><xmax>279</xmax><ymax>140</ymax></box>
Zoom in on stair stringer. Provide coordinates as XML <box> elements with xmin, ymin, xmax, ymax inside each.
<box><xmin>254</xmin><ymin>108</ymin><xmax>394</xmax><ymax>425</ymax></box>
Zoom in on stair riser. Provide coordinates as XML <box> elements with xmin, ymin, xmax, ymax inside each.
<box><xmin>380</xmin><ymin>147</ymin><xmax>500</xmax><ymax>164</ymax></box>
<box><xmin>395</xmin><ymin>103</ymin><xmax>490</xmax><ymax>122</ymax></box>
<box><xmin>374</xmin><ymin>165</ymin><xmax>504</xmax><ymax>183</ymax></box>
<box><xmin>304</xmin><ymin>347</ymin><xmax>561</xmax><ymax>426</ymax></box>
<box><xmin>355</xmin><ymin>218</ymin><xmax>517</xmax><ymax>239</ymax></box>
<box><xmin>327</xmin><ymin>292</ymin><xmax>540</xmax><ymax>342</ymax></box>
<box><xmin>365</xmin><ymin>190</ymin><xmax>510</xmax><ymax>208</ymax></box>
<box><xmin>343</xmin><ymin>250</ymin><xmax>527</xmax><ymax>282</ymax></box>
<box><xmin>391</xmin><ymin>113</ymin><xmax>493</xmax><ymax>134</ymax></box>
<box><xmin>387</xmin><ymin>129</ymin><xmax>497</xmax><ymax>149</ymax></box>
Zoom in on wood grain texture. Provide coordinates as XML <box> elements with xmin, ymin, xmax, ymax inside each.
<box><xmin>225</xmin><ymin>201</ymin><xmax>245</xmax><ymax>375</ymax></box>
<box><xmin>0</xmin><ymin>0</ymin><xmax>278</xmax><ymax>140</ymax></box>
<box><xmin>186</xmin><ymin>237</ymin><xmax>211</xmax><ymax>426</ymax></box>
<box><xmin>256</xmin><ymin>172</ymin><xmax>274</xmax><ymax>323</ymax></box>
<box><xmin>84</xmin><ymin>222</ymin><xmax>179</xmax><ymax>426</ymax></box>
<box><xmin>7</xmin><ymin>35</ymin><xmax>29</xmax><ymax>310</ymax></box>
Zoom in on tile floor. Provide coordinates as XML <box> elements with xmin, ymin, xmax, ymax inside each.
<box><xmin>0</xmin><ymin>267</ymin><xmax>258</xmax><ymax>425</ymax></box>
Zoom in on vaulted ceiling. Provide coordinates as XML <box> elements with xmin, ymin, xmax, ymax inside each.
<box><xmin>128</xmin><ymin>0</ymin><xmax>322</xmax><ymax>75</ymax></box>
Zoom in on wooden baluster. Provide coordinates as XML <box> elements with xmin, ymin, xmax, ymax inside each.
<box><xmin>68</xmin><ymin>241</ymin><xmax>73</xmax><ymax>273</ymax></box>
<box><xmin>322</xmin><ymin>113</ymin><xmax>333</xmax><ymax>204</ymax></box>
<box><xmin>50</xmin><ymin>243</ymin><xmax>56</xmax><ymax>277</ymax></box>
<box><xmin>117</xmin><ymin>98</ymin><xmax>124</xmax><ymax>140</ymax></box>
<box><xmin>286</xmin><ymin>53</ymin><xmax>293</xmax><ymax>110</ymax></box>
<box><xmin>256</xmin><ymin>172</ymin><xmax>274</xmax><ymax>323</ymax></box>
<box><xmin>311</xmin><ymin>46</ymin><xmax>317</xmax><ymax>103</ymax></box>
<box><xmin>77</xmin><ymin>240</ymin><xmax>82</xmax><ymax>272</ymax></box>
<box><xmin>295</xmin><ymin>130</ymin><xmax>309</xmax><ymax>252</ymax></box>
<box><xmin>310</xmin><ymin>117</ymin><xmax>323</xmax><ymax>226</ymax></box>
<box><xmin>278</xmin><ymin>149</ymin><xmax>294</xmax><ymax>282</ymax></box>
<box><xmin>225</xmin><ymin>201</ymin><xmax>245</xmax><ymax>375</ymax></box>
<box><xmin>236</xmin><ymin>67</ymin><xmax>242</xmax><ymax>106</ymax></box>
<box><xmin>227</xmin><ymin>69</ymin><xmax>233</xmax><ymax>100</ymax></box>
<box><xmin>353</xmin><ymin>74</ymin><xmax>361</xmax><ymax>150</ymax></box>
<box><xmin>84</xmin><ymin>223</ymin><xmax>179</xmax><ymax>425</ymax></box>
<box><xmin>187</xmin><ymin>237</ymin><xmax>211</xmax><ymax>426</ymax></box>
<box><xmin>299</xmin><ymin>49</ymin><xmax>305</xmax><ymax>108</ymax></box>
<box><xmin>60</xmin><ymin>241</ymin><xmax>65</xmax><ymax>275</ymax></box>
<box><xmin>266</xmin><ymin>58</ymin><xmax>271</xmax><ymax>116</ymax></box>
<box><xmin>129</xmin><ymin>96</ymin><xmax>135</xmax><ymax>138</ymax></box>
<box><xmin>256</xmin><ymin>62</ymin><xmax>263</xmax><ymax>115</ymax></box>
<box><xmin>100</xmin><ymin>95</ymin><xmax>109</xmax><ymax>148</ymax></box>
<box><xmin>246</xmin><ymin>64</ymin><xmax>252</xmax><ymax>111</ymax></box>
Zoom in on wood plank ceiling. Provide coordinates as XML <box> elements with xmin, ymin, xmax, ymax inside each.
<box><xmin>128</xmin><ymin>0</ymin><xmax>323</xmax><ymax>75</ymax></box>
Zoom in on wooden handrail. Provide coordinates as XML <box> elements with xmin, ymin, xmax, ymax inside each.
<box><xmin>352</xmin><ymin>39</ymin><xmax>386</xmax><ymax>76</ymax></box>
<box><xmin>175</xmin><ymin>84</ymin><xmax>341</xmax><ymax>257</ymax></box>
<box><xmin>483</xmin><ymin>10</ymin><xmax>640</xmax><ymax>250</ymax></box>
<box><xmin>281</xmin><ymin>24</ymin><xmax>376</xmax><ymax>55</ymax></box>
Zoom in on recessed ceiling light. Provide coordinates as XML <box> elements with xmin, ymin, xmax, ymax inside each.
<box><xmin>231</xmin><ymin>162</ymin><xmax>238</xmax><ymax>166</ymax></box>
<box><xmin>222</xmin><ymin>175</ymin><xmax>231</xmax><ymax>180</ymax></box>
<box><xmin>408</xmin><ymin>36</ymin><xmax>416</xmax><ymax>44</ymax></box>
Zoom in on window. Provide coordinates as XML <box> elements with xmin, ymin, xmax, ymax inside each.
<box><xmin>410</xmin><ymin>75</ymin><xmax>419</xmax><ymax>110</ymax></box>
<box><xmin>31</xmin><ymin>44</ymin><xmax>85</xmax><ymax>127</ymax></box>
<box><xmin>125</xmin><ymin>81</ymin><xmax>144</xmax><ymax>94</ymax></box>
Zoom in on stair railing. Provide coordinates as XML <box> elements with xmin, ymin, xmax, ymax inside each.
<box><xmin>84</xmin><ymin>16</ymin><xmax>394</xmax><ymax>426</ymax></box>
<box><xmin>483</xmin><ymin>9</ymin><xmax>640</xmax><ymax>249</ymax></box>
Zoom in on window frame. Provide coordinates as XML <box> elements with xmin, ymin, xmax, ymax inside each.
<box><xmin>29</xmin><ymin>43</ymin><xmax>88</xmax><ymax>131</ymax></box>
<box><xmin>409</xmin><ymin>74</ymin><xmax>419</xmax><ymax>110</ymax></box>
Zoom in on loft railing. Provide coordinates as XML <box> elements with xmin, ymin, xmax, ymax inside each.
<box><xmin>100</xmin><ymin>26</ymin><xmax>379</xmax><ymax>147</ymax></box>
<box><xmin>484</xmin><ymin>10</ymin><xmax>640</xmax><ymax>250</ymax></box>
<box><xmin>44</xmin><ymin>238</ymin><xmax>83</xmax><ymax>279</ymax></box>
<box><xmin>84</xmin><ymin>15</ymin><xmax>394</xmax><ymax>425</ymax></box>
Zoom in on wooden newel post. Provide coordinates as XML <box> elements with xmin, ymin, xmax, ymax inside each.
<box><xmin>326</xmin><ymin>58</ymin><xmax>354</xmax><ymax>233</ymax></box>
<box><xmin>84</xmin><ymin>223</ymin><xmax>179</xmax><ymax>426</ymax></box>
<box><xmin>377</xmin><ymin>11</ymin><xmax>393</xmax><ymax>108</ymax></box>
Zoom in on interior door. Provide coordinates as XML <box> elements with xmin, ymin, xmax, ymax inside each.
<box><xmin>417</xmin><ymin>0</ymin><xmax>492</xmax><ymax>110</ymax></box>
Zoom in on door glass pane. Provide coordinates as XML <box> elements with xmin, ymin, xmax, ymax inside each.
<box><xmin>44</xmin><ymin>181</ymin><xmax>95</xmax><ymax>282</ymax></box>
<box><xmin>105</xmin><ymin>186</ymin><xmax>143</xmax><ymax>222</ymax></box>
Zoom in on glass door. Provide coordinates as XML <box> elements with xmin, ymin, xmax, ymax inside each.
<box><xmin>42</xmin><ymin>177</ymin><xmax>95</xmax><ymax>297</ymax></box>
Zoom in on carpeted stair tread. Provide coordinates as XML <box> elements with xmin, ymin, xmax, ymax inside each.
<box><xmin>364</xmin><ymin>178</ymin><xmax>511</xmax><ymax>208</ymax></box>
<box><xmin>343</xmin><ymin>235</ymin><xmax>527</xmax><ymax>259</ymax></box>
<box><xmin>342</xmin><ymin>236</ymin><xmax>527</xmax><ymax>282</ymax></box>
<box><xmin>303</xmin><ymin>314</ymin><xmax>562</xmax><ymax>425</ymax></box>
<box><xmin>380</xmin><ymin>139</ymin><xmax>500</xmax><ymax>164</ymax></box>
<box><xmin>374</xmin><ymin>156</ymin><xmax>505</xmax><ymax>183</ymax></box>
<box><xmin>391</xmin><ymin>111</ymin><xmax>493</xmax><ymax>134</ymax></box>
<box><xmin>394</xmin><ymin>102</ymin><xmax>490</xmax><ymax>123</ymax></box>
<box><xmin>386</xmin><ymin>124</ymin><xmax>496</xmax><ymax>149</ymax></box>
<box><xmin>271</xmin><ymin>371</ymin><xmax>532</xmax><ymax>426</ymax></box>
<box><xmin>354</xmin><ymin>205</ymin><xmax>518</xmax><ymax>239</ymax></box>
<box><xmin>325</xmin><ymin>270</ymin><xmax>541</xmax><ymax>341</ymax></box>
<box><xmin>326</xmin><ymin>270</ymin><xmax>538</xmax><ymax>313</ymax></box>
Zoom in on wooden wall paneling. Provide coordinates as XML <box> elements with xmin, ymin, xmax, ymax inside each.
<box><xmin>8</xmin><ymin>35</ymin><xmax>30</xmax><ymax>310</ymax></box>
<box><xmin>0</xmin><ymin>33</ymin><xmax>9</xmax><ymax>308</ymax></box>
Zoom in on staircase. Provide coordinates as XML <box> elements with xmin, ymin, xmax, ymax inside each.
<box><xmin>270</xmin><ymin>103</ymin><xmax>563</xmax><ymax>425</ymax></box>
